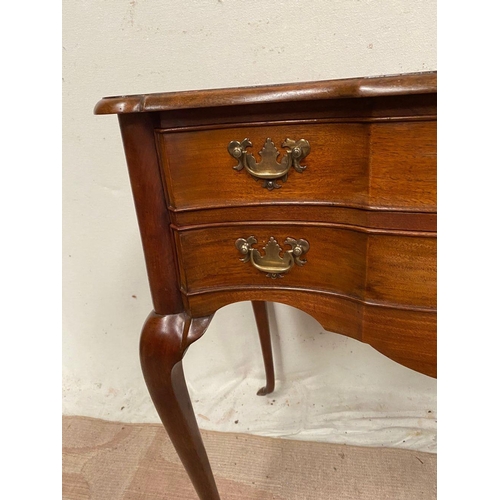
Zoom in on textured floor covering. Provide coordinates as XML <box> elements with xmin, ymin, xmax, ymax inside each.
<box><xmin>62</xmin><ymin>416</ymin><xmax>436</xmax><ymax>499</ymax></box>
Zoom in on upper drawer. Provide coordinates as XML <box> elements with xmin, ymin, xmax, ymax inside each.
<box><xmin>156</xmin><ymin>120</ymin><xmax>436</xmax><ymax>213</ymax></box>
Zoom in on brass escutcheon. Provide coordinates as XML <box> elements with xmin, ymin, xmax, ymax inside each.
<box><xmin>235</xmin><ymin>236</ymin><xmax>309</xmax><ymax>278</ymax></box>
<box><xmin>228</xmin><ymin>137</ymin><xmax>310</xmax><ymax>190</ymax></box>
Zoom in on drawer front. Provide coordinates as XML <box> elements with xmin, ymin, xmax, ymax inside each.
<box><xmin>174</xmin><ymin>224</ymin><xmax>436</xmax><ymax>309</ymax></box>
<box><xmin>157</xmin><ymin>121</ymin><xmax>436</xmax><ymax>212</ymax></box>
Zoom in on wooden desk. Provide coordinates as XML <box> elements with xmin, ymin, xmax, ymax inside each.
<box><xmin>95</xmin><ymin>72</ymin><xmax>437</xmax><ymax>500</ymax></box>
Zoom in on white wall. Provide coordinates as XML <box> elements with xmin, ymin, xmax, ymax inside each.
<box><xmin>63</xmin><ymin>0</ymin><xmax>437</xmax><ymax>452</ymax></box>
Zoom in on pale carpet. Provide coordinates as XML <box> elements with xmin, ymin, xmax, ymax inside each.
<box><xmin>62</xmin><ymin>416</ymin><xmax>436</xmax><ymax>499</ymax></box>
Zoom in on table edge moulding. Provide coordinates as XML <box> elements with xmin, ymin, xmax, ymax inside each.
<box><xmin>95</xmin><ymin>71</ymin><xmax>437</xmax><ymax>500</ymax></box>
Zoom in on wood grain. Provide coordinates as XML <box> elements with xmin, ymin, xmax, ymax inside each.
<box><xmin>369</xmin><ymin>121</ymin><xmax>437</xmax><ymax>210</ymax></box>
<box><xmin>94</xmin><ymin>72</ymin><xmax>436</xmax><ymax>115</ymax></box>
<box><xmin>156</xmin><ymin>93</ymin><xmax>436</xmax><ymax>131</ymax></box>
<box><xmin>251</xmin><ymin>301</ymin><xmax>275</xmax><ymax>396</ymax></box>
<box><xmin>182</xmin><ymin>288</ymin><xmax>436</xmax><ymax>378</ymax></box>
<box><xmin>171</xmin><ymin>205</ymin><xmax>437</xmax><ymax>232</ymax></box>
<box><xmin>157</xmin><ymin>120</ymin><xmax>436</xmax><ymax>212</ymax></box>
<box><xmin>140</xmin><ymin>311</ymin><xmax>220</xmax><ymax>499</ymax></box>
<box><xmin>174</xmin><ymin>224</ymin><xmax>436</xmax><ymax>309</ymax></box>
<box><xmin>118</xmin><ymin>113</ymin><xmax>183</xmax><ymax>315</ymax></box>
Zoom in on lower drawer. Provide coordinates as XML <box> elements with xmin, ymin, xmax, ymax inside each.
<box><xmin>174</xmin><ymin>223</ymin><xmax>436</xmax><ymax>309</ymax></box>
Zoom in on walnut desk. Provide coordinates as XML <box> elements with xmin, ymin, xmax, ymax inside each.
<box><xmin>95</xmin><ymin>72</ymin><xmax>437</xmax><ymax>500</ymax></box>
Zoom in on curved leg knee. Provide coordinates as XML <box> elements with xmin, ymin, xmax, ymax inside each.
<box><xmin>140</xmin><ymin>311</ymin><xmax>220</xmax><ymax>500</ymax></box>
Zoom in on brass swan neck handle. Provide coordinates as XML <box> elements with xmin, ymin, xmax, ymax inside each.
<box><xmin>235</xmin><ymin>236</ymin><xmax>310</xmax><ymax>279</ymax></box>
<box><xmin>228</xmin><ymin>137</ymin><xmax>310</xmax><ymax>190</ymax></box>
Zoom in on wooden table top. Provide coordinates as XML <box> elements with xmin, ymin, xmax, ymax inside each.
<box><xmin>94</xmin><ymin>71</ymin><xmax>437</xmax><ymax>115</ymax></box>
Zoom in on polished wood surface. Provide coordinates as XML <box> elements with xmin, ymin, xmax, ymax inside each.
<box><xmin>174</xmin><ymin>224</ymin><xmax>436</xmax><ymax>309</ymax></box>
<box><xmin>251</xmin><ymin>301</ymin><xmax>275</xmax><ymax>396</ymax></box>
<box><xmin>94</xmin><ymin>71</ymin><xmax>436</xmax><ymax>115</ymax></box>
<box><xmin>158</xmin><ymin>121</ymin><xmax>436</xmax><ymax>212</ymax></box>
<box><xmin>171</xmin><ymin>205</ymin><xmax>437</xmax><ymax>232</ymax></box>
<box><xmin>118</xmin><ymin>113</ymin><xmax>183</xmax><ymax>315</ymax></box>
<box><xmin>96</xmin><ymin>72</ymin><xmax>437</xmax><ymax>500</ymax></box>
<box><xmin>140</xmin><ymin>312</ymin><xmax>219</xmax><ymax>500</ymax></box>
<box><xmin>186</xmin><ymin>288</ymin><xmax>436</xmax><ymax>378</ymax></box>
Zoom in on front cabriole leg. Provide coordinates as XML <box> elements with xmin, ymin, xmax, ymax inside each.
<box><xmin>140</xmin><ymin>311</ymin><xmax>221</xmax><ymax>500</ymax></box>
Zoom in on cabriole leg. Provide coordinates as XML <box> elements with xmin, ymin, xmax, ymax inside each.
<box><xmin>251</xmin><ymin>301</ymin><xmax>276</xmax><ymax>396</ymax></box>
<box><xmin>140</xmin><ymin>311</ymin><xmax>220</xmax><ymax>500</ymax></box>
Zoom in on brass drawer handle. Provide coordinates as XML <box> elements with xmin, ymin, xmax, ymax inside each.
<box><xmin>228</xmin><ymin>137</ymin><xmax>310</xmax><ymax>190</ymax></box>
<box><xmin>235</xmin><ymin>236</ymin><xmax>309</xmax><ymax>279</ymax></box>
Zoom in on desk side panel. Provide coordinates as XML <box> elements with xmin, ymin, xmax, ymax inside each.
<box><xmin>118</xmin><ymin>113</ymin><xmax>183</xmax><ymax>315</ymax></box>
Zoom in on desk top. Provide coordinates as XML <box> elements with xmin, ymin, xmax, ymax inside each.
<box><xmin>94</xmin><ymin>71</ymin><xmax>437</xmax><ymax>115</ymax></box>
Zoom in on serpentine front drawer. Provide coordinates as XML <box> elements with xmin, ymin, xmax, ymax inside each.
<box><xmin>156</xmin><ymin>120</ymin><xmax>436</xmax><ymax>213</ymax></box>
<box><xmin>173</xmin><ymin>223</ymin><xmax>436</xmax><ymax>310</ymax></box>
